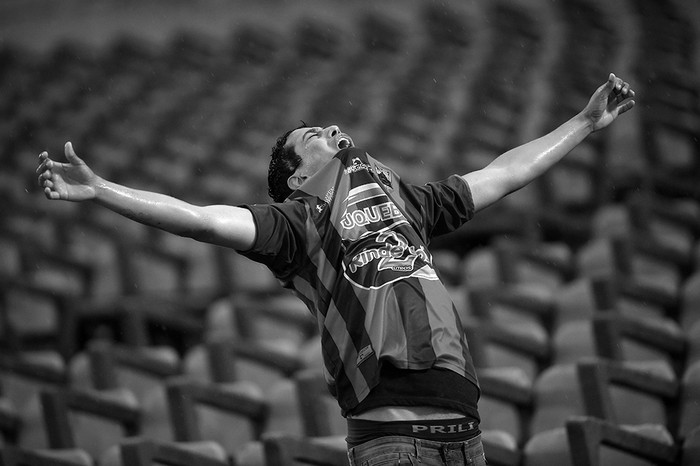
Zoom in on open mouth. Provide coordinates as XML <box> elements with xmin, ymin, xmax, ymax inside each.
<box><xmin>337</xmin><ymin>135</ymin><xmax>353</xmax><ymax>150</ymax></box>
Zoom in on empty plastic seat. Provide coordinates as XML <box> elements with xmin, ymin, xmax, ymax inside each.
<box><xmin>685</xmin><ymin>320</ymin><xmax>700</xmax><ymax>368</ymax></box>
<box><xmin>551</xmin><ymin>320</ymin><xmax>595</xmax><ymax>365</ymax></box>
<box><xmin>165</xmin><ymin>377</ymin><xmax>268</xmax><ymax>458</ymax></box>
<box><xmin>39</xmin><ymin>386</ymin><xmax>141</xmax><ymax>461</ymax></box>
<box><xmin>68</xmin><ymin>339</ymin><xmax>182</xmax><ymax>443</ymax></box>
<box><xmin>183</xmin><ymin>336</ymin><xmax>302</xmax><ymax>398</ymax></box>
<box><xmin>575</xmin><ymin>237</ymin><xmax>682</xmax><ymax>320</ymax></box>
<box><xmin>566</xmin><ymin>416</ymin><xmax>678</xmax><ymax>466</ymax></box>
<box><xmin>69</xmin><ymin>339</ymin><xmax>180</xmax><ymax>400</ymax></box>
<box><xmin>261</xmin><ymin>433</ymin><xmax>348</xmax><ymax>466</ymax></box>
<box><xmin>683</xmin><ymin>426</ymin><xmax>700</xmax><ymax>466</ymax></box>
<box><xmin>576</xmin><ymin>359</ymin><xmax>677</xmax><ymax>434</ymax></box>
<box><xmin>0</xmin><ymin>396</ymin><xmax>20</xmax><ymax>446</ymax></box>
<box><xmin>523</xmin><ymin>427</ymin><xmax>572</xmax><ymax>466</ymax></box>
<box><xmin>679</xmin><ymin>360</ymin><xmax>700</xmax><ymax>440</ymax></box>
<box><xmin>464</xmin><ymin>318</ymin><xmax>549</xmax><ymax>384</ymax></box>
<box><xmin>529</xmin><ymin>364</ymin><xmax>584</xmax><ymax>437</ymax></box>
<box><xmin>293</xmin><ymin>369</ymin><xmax>346</xmax><ymax>438</ymax></box>
<box><xmin>115</xmin><ymin>437</ymin><xmax>229</xmax><ymax>466</ymax></box>
<box><xmin>0</xmin><ymin>446</ymin><xmax>93</xmax><ymax>466</ymax></box>
<box><xmin>477</xmin><ymin>367</ymin><xmax>532</xmax><ymax>448</ymax></box>
<box><xmin>591</xmin><ymin>313</ymin><xmax>685</xmax><ymax>375</ymax></box>
<box><xmin>232</xmin><ymin>293</ymin><xmax>316</xmax><ymax>348</ymax></box>
<box><xmin>680</xmin><ymin>271</ymin><xmax>700</xmax><ymax>329</ymax></box>
<box><xmin>551</xmin><ymin>277</ymin><xmax>615</xmax><ymax>331</ymax></box>
<box><xmin>0</xmin><ymin>351</ymin><xmax>69</xmax><ymax>449</ymax></box>
<box><xmin>1</xmin><ymin>279</ymin><xmax>74</xmax><ymax>355</ymax></box>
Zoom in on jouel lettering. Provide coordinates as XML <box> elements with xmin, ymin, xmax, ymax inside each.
<box><xmin>340</xmin><ymin>202</ymin><xmax>402</xmax><ymax>229</ymax></box>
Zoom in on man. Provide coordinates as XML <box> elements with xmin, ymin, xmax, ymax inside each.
<box><xmin>37</xmin><ymin>73</ymin><xmax>634</xmax><ymax>465</ymax></box>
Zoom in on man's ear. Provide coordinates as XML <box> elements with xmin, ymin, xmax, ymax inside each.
<box><xmin>287</xmin><ymin>174</ymin><xmax>307</xmax><ymax>191</ymax></box>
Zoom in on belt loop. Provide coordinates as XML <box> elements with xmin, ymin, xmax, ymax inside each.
<box><xmin>439</xmin><ymin>444</ymin><xmax>448</xmax><ymax>463</ymax></box>
<box><xmin>347</xmin><ymin>446</ymin><xmax>354</xmax><ymax>464</ymax></box>
<box><xmin>414</xmin><ymin>438</ymin><xmax>421</xmax><ymax>461</ymax></box>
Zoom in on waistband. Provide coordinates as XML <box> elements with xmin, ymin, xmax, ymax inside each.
<box><xmin>346</xmin><ymin>416</ymin><xmax>480</xmax><ymax>447</ymax></box>
<box><xmin>347</xmin><ymin>434</ymin><xmax>484</xmax><ymax>464</ymax></box>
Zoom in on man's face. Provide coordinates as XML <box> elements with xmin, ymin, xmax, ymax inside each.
<box><xmin>286</xmin><ymin>125</ymin><xmax>354</xmax><ymax>183</ymax></box>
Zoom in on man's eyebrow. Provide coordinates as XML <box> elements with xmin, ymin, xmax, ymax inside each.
<box><xmin>301</xmin><ymin>128</ymin><xmax>319</xmax><ymax>141</ymax></box>
<box><xmin>302</xmin><ymin>128</ymin><xmax>317</xmax><ymax>141</ymax></box>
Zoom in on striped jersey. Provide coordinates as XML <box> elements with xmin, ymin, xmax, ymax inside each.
<box><xmin>241</xmin><ymin>148</ymin><xmax>478</xmax><ymax>414</ymax></box>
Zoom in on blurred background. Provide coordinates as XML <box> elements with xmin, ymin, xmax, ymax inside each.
<box><xmin>1</xmin><ymin>0</ymin><xmax>700</xmax><ymax>465</ymax></box>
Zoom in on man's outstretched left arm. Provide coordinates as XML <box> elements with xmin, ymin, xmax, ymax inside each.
<box><xmin>463</xmin><ymin>73</ymin><xmax>635</xmax><ymax>213</ymax></box>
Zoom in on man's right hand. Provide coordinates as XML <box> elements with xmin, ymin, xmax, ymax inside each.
<box><xmin>37</xmin><ymin>142</ymin><xmax>98</xmax><ymax>202</ymax></box>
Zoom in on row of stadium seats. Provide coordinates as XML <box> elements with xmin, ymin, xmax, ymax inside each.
<box><xmin>2</xmin><ymin>283</ymin><xmax>700</xmax><ymax>465</ymax></box>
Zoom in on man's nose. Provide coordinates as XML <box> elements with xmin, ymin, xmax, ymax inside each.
<box><xmin>324</xmin><ymin>126</ymin><xmax>340</xmax><ymax>138</ymax></box>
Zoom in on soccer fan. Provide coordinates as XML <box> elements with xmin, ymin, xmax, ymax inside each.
<box><xmin>37</xmin><ymin>73</ymin><xmax>634</xmax><ymax>465</ymax></box>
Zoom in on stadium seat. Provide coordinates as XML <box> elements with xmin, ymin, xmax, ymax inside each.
<box><xmin>70</xmin><ymin>339</ymin><xmax>180</xmax><ymax>399</ymax></box>
<box><xmin>477</xmin><ymin>367</ymin><xmax>532</xmax><ymax>448</ymax></box>
<box><xmin>529</xmin><ymin>364</ymin><xmax>584</xmax><ymax>437</ymax></box>
<box><xmin>0</xmin><ymin>446</ymin><xmax>92</xmax><ymax>466</ymax></box>
<box><xmin>0</xmin><ymin>397</ymin><xmax>20</xmax><ymax>446</ymax></box>
<box><xmin>551</xmin><ymin>320</ymin><xmax>596</xmax><ymax>365</ymax></box>
<box><xmin>591</xmin><ymin>313</ymin><xmax>685</xmax><ymax>374</ymax></box>
<box><xmin>261</xmin><ymin>433</ymin><xmax>348</xmax><ymax>466</ymax></box>
<box><xmin>680</xmin><ymin>271</ymin><xmax>700</xmax><ymax>329</ymax></box>
<box><xmin>625</xmin><ymin>193</ymin><xmax>699</xmax><ymax>265</ymax></box>
<box><xmin>0</xmin><ymin>278</ymin><xmax>75</xmax><ymax>357</ymax></box>
<box><xmin>39</xmin><ymin>386</ymin><xmax>141</xmax><ymax>460</ymax></box>
<box><xmin>68</xmin><ymin>339</ymin><xmax>182</xmax><ymax>443</ymax></box>
<box><xmin>523</xmin><ymin>427</ymin><xmax>572</xmax><ymax>466</ymax></box>
<box><xmin>0</xmin><ymin>352</ymin><xmax>68</xmax><ymax>414</ymax></box>
<box><xmin>683</xmin><ymin>426</ymin><xmax>700</xmax><ymax>466</ymax></box>
<box><xmin>685</xmin><ymin>320</ymin><xmax>700</xmax><ymax>368</ymax></box>
<box><xmin>214</xmin><ymin>252</ymin><xmax>281</xmax><ymax>299</ymax></box>
<box><xmin>679</xmin><ymin>360</ymin><xmax>700</xmax><ymax>440</ymax></box>
<box><xmin>492</xmin><ymin>238</ymin><xmax>574</xmax><ymax>290</ymax></box>
<box><xmin>468</xmin><ymin>283</ymin><xmax>554</xmax><ymax>332</ymax></box>
<box><xmin>552</xmin><ymin>311</ymin><xmax>685</xmax><ymax>369</ymax></box>
<box><xmin>576</xmin><ymin>359</ymin><xmax>677</xmax><ymax>432</ymax></box>
<box><xmin>566</xmin><ymin>416</ymin><xmax>678</xmax><ymax>466</ymax></box>
<box><xmin>528</xmin><ymin>357</ymin><xmax>685</xmax><ymax>465</ymax></box>
<box><xmin>231</xmin><ymin>293</ymin><xmax>316</xmax><ymax>348</ymax></box>
<box><xmin>293</xmin><ymin>369</ymin><xmax>346</xmax><ymax>438</ymax></box>
<box><xmin>164</xmin><ymin>377</ymin><xmax>268</xmax><ymax>458</ymax></box>
<box><xmin>117</xmin><ymin>437</ymin><xmax>229</xmax><ymax>466</ymax></box>
<box><xmin>261</xmin><ymin>378</ymin><xmax>305</xmax><ymax>437</ymax></box>
<box><xmin>464</xmin><ymin>317</ymin><xmax>549</xmax><ymax>384</ymax></box>
<box><xmin>550</xmin><ymin>277</ymin><xmax>616</xmax><ymax>331</ymax></box>
<box><xmin>0</xmin><ymin>351</ymin><xmax>69</xmax><ymax>449</ymax></box>
<box><xmin>575</xmin><ymin>237</ymin><xmax>681</xmax><ymax>320</ymax></box>
<box><xmin>69</xmin><ymin>292</ymin><xmax>214</xmax><ymax>355</ymax></box>
<box><xmin>183</xmin><ymin>336</ymin><xmax>302</xmax><ymax>397</ymax></box>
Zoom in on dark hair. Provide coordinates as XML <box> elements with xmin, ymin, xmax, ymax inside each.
<box><xmin>267</xmin><ymin>123</ymin><xmax>307</xmax><ymax>202</ymax></box>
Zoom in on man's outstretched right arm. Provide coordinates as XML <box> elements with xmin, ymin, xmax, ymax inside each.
<box><xmin>37</xmin><ymin>142</ymin><xmax>256</xmax><ymax>251</ymax></box>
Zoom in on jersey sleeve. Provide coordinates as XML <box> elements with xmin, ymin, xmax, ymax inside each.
<box><xmin>405</xmin><ymin>174</ymin><xmax>475</xmax><ymax>238</ymax></box>
<box><xmin>237</xmin><ymin>201</ymin><xmax>308</xmax><ymax>281</ymax></box>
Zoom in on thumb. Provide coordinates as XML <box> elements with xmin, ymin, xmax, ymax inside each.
<box><xmin>607</xmin><ymin>73</ymin><xmax>616</xmax><ymax>87</ymax></box>
<box><xmin>64</xmin><ymin>141</ymin><xmax>83</xmax><ymax>164</ymax></box>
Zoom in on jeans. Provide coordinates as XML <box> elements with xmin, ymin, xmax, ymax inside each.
<box><xmin>347</xmin><ymin>434</ymin><xmax>487</xmax><ymax>466</ymax></box>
